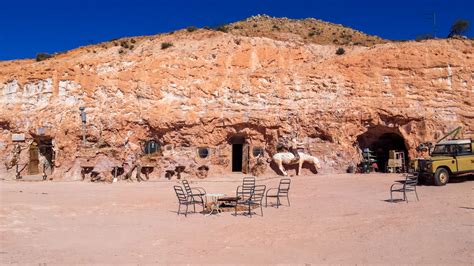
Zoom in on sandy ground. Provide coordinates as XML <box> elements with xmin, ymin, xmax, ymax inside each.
<box><xmin>0</xmin><ymin>173</ymin><xmax>473</xmax><ymax>264</ymax></box>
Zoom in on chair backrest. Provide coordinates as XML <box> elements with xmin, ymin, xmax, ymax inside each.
<box><xmin>278</xmin><ymin>178</ymin><xmax>291</xmax><ymax>196</ymax></box>
<box><xmin>182</xmin><ymin>179</ymin><xmax>192</xmax><ymax>195</ymax></box>
<box><xmin>174</xmin><ymin>186</ymin><xmax>188</xmax><ymax>202</ymax></box>
<box><xmin>242</xmin><ymin>177</ymin><xmax>255</xmax><ymax>188</ymax></box>
<box><xmin>238</xmin><ymin>177</ymin><xmax>256</xmax><ymax>198</ymax></box>
<box><xmin>251</xmin><ymin>185</ymin><xmax>266</xmax><ymax>202</ymax></box>
<box><xmin>405</xmin><ymin>173</ymin><xmax>418</xmax><ymax>185</ymax></box>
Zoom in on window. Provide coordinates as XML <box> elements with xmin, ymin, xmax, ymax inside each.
<box><xmin>144</xmin><ymin>140</ymin><xmax>160</xmax><ymax>154</ymax></box>
<box><xmin>432</xmin><ymin>144</ymin><xmax>450</xmax><ymax>155</ymax></box>
<box><xmin>431</xmin><ymin>144</ymin><xmax>471</xmax><ymax>156</ymax></box>
<box><xmin>457</xmin><ymin>144</ymin><xmax>472</xmax><ymax>155</ymax></box>
<box><xmin>197</xmin><ymin>147</ymin><xmax>210</xmax><ymax>159</ymax></box>
<box><xmin>252</xmin><ymin>147</ymin><xmax>264</xmax><ymax>157</ymax></box>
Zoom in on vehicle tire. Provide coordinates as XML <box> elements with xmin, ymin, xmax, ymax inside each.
<box><xmin>434</xmin><ymin>168</ymin><xmax>449</xmax><ymax>186</ymax></box>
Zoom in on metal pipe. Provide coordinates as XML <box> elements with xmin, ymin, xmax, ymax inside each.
<box><xmin>79</xmin><ymin>107</ymin><xmax>86</xmax><ymax>146</ymax></box>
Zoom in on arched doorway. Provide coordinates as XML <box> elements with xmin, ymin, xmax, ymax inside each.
<box><xmin>28</xmin><ymin>137</ymin><xmax>54</xmax><ymax>175</ymax></box>
<box><xmin>356</xmin><ymin>126</ymin><xmax>408</xmax><ymax>172</ymax></box>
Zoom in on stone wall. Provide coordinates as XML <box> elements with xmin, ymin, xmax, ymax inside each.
<box><xmin>0</xmin><ymin>31</ymin><xmax>472</xmax><ymax>180</ymax></box>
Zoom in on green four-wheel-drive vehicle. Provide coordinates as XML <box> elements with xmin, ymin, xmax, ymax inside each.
<box><xmin>413</xmin><ymin>139</ymin><xmax>474</xmax><ymax>186</ymax></box>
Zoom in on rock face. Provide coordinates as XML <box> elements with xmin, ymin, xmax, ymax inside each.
<box><xmin>226</xmin><ymin>14</ymin><xmax>387</xmax><ymax>46</ymax></box>
<box><xmin>0</xmin><ymin>19</ymin><xmax>473</xmax><ymax>180</ymax></box>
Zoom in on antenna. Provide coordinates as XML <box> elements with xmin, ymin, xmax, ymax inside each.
<box><xmin>423</xmin><ymin>12</ymin><xmax>437</xmax><ymax>38</ymax></box>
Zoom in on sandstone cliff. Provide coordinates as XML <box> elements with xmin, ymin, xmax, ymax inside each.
<box><xmin>0</xmin><ymin>17</ymin><xmax>472</xmax><ymax>180</ymax></box>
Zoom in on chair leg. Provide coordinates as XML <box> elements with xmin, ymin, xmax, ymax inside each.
<box><xmin>193</xmin><ymin>202</ymin><xmax>196</xmax><ymax>212</ymax></box>
<box><xmin>260</xmin><ymin>204</ymin><xmax>263</xmax><ymax>216</ymax></box>
<box><xmin>265</xmin><ymin>196</ymin><xmax>268</xmax><ymax>207</ymax></box>
<box><xmin>276</xmin><ymin>197</ymin><xmax>280</xmax><ymax>208</ymax></box>
<box><xmin>415</xmin><ymin>187</ymin><xmax>419</xmax><ymax>201</ymax></box>
<box><xmin>390</xmin><ymin>190</ymin><xmax>393</xmax><ymax>202</ymax></box>
<box><xmin>248</xmin><ymin>203</ymin><xmax>252</xmax><ymax>218</ymax></box>
<box><xmin>287</xmin><ymin>196</ymin><xmax>290</xmax><ymax>206</ymax></box>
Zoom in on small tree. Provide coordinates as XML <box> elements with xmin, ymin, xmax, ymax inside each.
<box><xmin>214</xmin><ymin>25</ymin><xmax>228</xmax><ymax>33</ymax></box>
<box><xmin>335</xmin><ymin>47</ymin><xmax>345</xmax><ymax>55</ymax></box>
<box><xmin>448</xmin><ymin>19</ymin><xmax>470</xmax><ymax>37</ymax></box>
<box><xmin>416</xmin><ymin>34</ymin><xmax>434</xmax><ymax>41</ymax></box>
<box><xmin>36</xmin><ymin>53</ymin><xmax>53</xmax><ymax>61</ymax></box>
<box><xmin>161</xmin><ymin>42</ymin><xmax>173</xmax><ymax>50</ymax></box>
<box><xmin>120</xmin><ymin>41</ymin><xmax>129</xmax><ymax>49</ymax></box>
<box><xmin>186</xmin><ymin>26</ymin><xmax>198</xmax><ymax>32</ymax></box>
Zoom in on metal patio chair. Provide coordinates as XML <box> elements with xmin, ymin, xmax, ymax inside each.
<box><xmin>265</xmin><ymin>178</ymin><xmax>291</xmax><ymax>208</ymax></box>
<box><xmin>236</xmin><ymin>177</ymin><xmax>255</xmax><ymax>201</ymax></box>
<box><xmin>390</xmin><ymin>173</ymin><xmax>419</xmax><ymax>203</ymax></box>
<box><xmin>235</xmin><ymin>185</ymin><xmax>266</xmax><ymax>217</ymax></box>
<box><xmin>173</xmin><ymin>185</ymin><xmax>203</xmax><ymax>216</ymax></box>
<box><xmin>182</xmin><ymin>179</ymin><xmax>206</xmax><ymax>205</ymax></box>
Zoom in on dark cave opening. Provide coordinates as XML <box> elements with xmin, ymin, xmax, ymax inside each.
<box><xmin>356</xmin><ymin>126</ymin><xmax>408</xmax><ymax>173</ymax></box>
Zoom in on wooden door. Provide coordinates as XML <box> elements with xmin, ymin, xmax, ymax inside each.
<box><xmin>242</xmin><ymin>143</ymin><xmax>250</xmax><ymax>174</ymax></box>
<box><xmin>28</xmin><ymin>143</ymin><xmax>39</xmax><ymax>175</ymax></box>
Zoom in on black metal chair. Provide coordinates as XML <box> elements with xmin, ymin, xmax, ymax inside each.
<box><xmin>235</xmin><ymin>185</ymin><xmax>266</xmax><ymax>217</ymax></box>
<box><xmin>173</xmin><ymin>185</ymin><xmax>203</xmax><ymax>216</ymax></box>
<box><xmin>390</xmin><ymin>173</ymin><xmax>419</xmax><ymax>203</ymax></box>
<box><xmin>236</xmin><ymin>177</ymin><xmax>255</xmax><ymax>201</ymax></box>
<box><xmin>265</xmin><ymin>178</ymin><xmax>291</xmax><ymax>208</ymax></box>
<box><xmin>182</xmin><ymin>179</ymin><xmax>206</xmax><ymax>205</ymax></box>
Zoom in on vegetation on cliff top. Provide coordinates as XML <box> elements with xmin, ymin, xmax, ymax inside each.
<box><xmin>224</xmin><ymin>14</ymin><xmax>387</xmax><ymax>46</ymax></box>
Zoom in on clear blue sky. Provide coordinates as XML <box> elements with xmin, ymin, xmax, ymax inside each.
<box><xmin>0</xmin><ymin>0</ymin><xmax>472</xmax><ymax>60</ymax></box>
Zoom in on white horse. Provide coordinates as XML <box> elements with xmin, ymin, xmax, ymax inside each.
<box><xmin>272</xmin><ymin>152</ymin><xmax>321</xmax><ymax>176</ymax></box>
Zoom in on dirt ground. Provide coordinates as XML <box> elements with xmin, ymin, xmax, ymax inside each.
<box><xmin>0</xmin><ymin>173</ymin><xmax>473</xmax><ymax>264</ymax></box>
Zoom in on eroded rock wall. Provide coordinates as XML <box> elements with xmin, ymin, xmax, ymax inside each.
<box><xmin>0</xmin><ymin>31</ymin><xmax>472</xmax><ymax>179</ymax></box>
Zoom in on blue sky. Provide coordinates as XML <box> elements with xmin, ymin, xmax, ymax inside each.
<box><xmin>0</xmin><ymin>0</ymin><xmax>472</xmax><ymax>60</ymax></box>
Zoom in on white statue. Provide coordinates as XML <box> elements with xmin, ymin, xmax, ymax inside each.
<box><xmin>272</xmin><ymin>152</ymin><xmax>321</xmax><ymax>176</ymax></box>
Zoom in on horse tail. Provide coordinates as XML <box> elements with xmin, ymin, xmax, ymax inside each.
<box><xmin>312</xmin><ymin>156</ymin><xmax>321</xmax><ymax>168</ymax></box>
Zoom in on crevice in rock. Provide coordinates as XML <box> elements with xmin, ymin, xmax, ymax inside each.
<box><xmin>0</xmin><ymin>120</ymin><xmax>11</xmax><ymax>130</ymax></box>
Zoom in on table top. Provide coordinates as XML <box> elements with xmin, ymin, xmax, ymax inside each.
<box><xmin>217</xmin><ymin>196</ymin><xmax>241</xmax><ymax>201</ymax></box>
<box><xmin>206</xmin><ymin>193</ymin><xmax>226</xmax><ymax>197</ymax></box>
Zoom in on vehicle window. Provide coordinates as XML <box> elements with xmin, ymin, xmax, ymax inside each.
<box><xmin>432</xmin><ymin>144</ymin><xmax>453</xmax><ymax>155</ymax></box>
<box><xmin>457</xmin><ymin>144</ymin><xmax>471</xmax><ymax>154</ymax></box>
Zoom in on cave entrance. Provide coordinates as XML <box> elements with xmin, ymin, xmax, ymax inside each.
<box><xmin>356</xmin><ymin>127</ymin><xmax>408</xmax><ymax>173</ymax></box>
<box><xmin>229</xmin><ymin>135</ymin><xmax>249</xmax><ymax>173</ymax></box>
<box><xmin>28</xmin><ymin>137</ymin><xmax>54</xmax><ymax>175</ymax></box>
